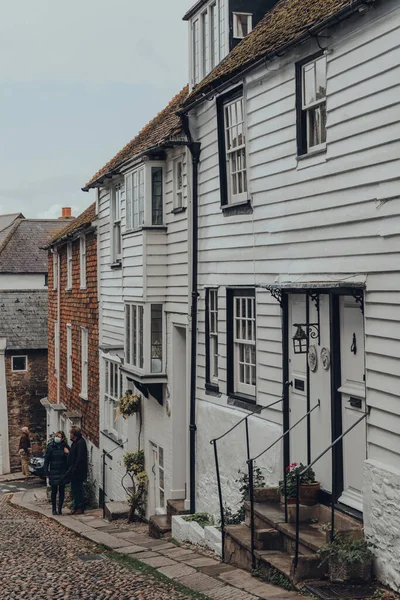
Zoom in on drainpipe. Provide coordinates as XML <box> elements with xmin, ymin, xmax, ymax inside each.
<box><xmin>180</xmin><ymin>113</ymin><xmax>201</xmax><ymax>514</ymax></box>
<box><xmin>57</xmin><ymin>250</ymin><xmax>61</xmax><ymax>406</ymax></box>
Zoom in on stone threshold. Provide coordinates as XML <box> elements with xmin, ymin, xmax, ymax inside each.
<box><xmin>10</xmin><ymin>489</ymin><xmax>300</xmax><ymax>600</ymax></box>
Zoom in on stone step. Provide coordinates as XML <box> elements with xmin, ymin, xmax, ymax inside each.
<box><xmin>148</xmin><ymin>514</ymin><xmax>171</xmax><ymax>539</ymax></box>
<box><xmin>166</xmin><ymin>499</ymin><xmax>190</xmax><ymax>525</ymax></box>
<box><xmin>104</xmin><ymin>501</ymin><xmax>129</xmax><ymax>521</ymax></box>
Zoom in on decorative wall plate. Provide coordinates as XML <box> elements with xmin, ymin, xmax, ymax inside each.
<box><xmin>308</xmin><ymin>345</ymin><xmax>318</xmax><ymax>372</ymax></box>
<box><xmin>320</xmin><ymin>347</ymin><xmax>331</xmax><ymax>371</ymax></box>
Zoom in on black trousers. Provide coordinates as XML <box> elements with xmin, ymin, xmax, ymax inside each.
<box><xmin>51</xmin><ymin>484</ymin><xmax>65</xmax><ymax>510</ymax></box>
<box><xmin>70</xmin><ymin>478</ymin><xmax>85</xmax><ymax>510</ymax></box>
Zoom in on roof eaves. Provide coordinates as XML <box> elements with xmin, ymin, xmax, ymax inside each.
<box><xmin>0</xmin><ymin>218</ymin><xmax>22</xmax><ymax>258</ymax></box>
<box><xmin>179</xmin><ymin>0</ymin><xmax>371</xmax><ymax>113</ymax></box>
<box><xmin>183</xmin><ymin>0</ymin><xmax>208</xmax><ymax>21</ymax></box>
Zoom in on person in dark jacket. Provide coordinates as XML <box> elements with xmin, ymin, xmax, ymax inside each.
<box><xmin>18</xmin><ymin>427</ymin><xmax>31</xmax><ymax>476</ymax></box>
<box><xmin>44</xmin><ymin>431</ymin><xmax>69</xmax><ymax>515</ymax></box>
<box><xmin>67</xmin><ymin>426</ymin><xmax>88</xmax><ymax>514</ymax></box>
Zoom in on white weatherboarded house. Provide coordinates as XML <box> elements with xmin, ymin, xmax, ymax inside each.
<box><xmin>180</xmin><ymin>0</ymin><xmax>400</xmax><ymax>590</ymax></box>
<box><xmin>82</xmin><ymin>87</ymin><xmax>192</xmax><ymax>522</ymax></box>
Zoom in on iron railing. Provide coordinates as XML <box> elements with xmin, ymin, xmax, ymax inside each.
<box><xmin>247</xmin><ymin>400</ymin><xmax>321</xmax><ymax>569</ymax></box>
<box><xmin>210</xmin><ymin>398</ymin><xmax>283</xmax><ymax>561</ymax></box>
<box><xmin>293</xmin><ymin>409</ymin><xmax>369</xmax><ymax>570</ymax></box>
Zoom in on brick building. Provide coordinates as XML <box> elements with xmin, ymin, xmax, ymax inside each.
<box><xmin>44</xmin><ymin>203</ymin><xmax>100</xmax><ymax>491</ymax></box>
<box><xmin>0</xmin><ymin>212</ymin><xmax>73</xmax><ymax>474</ymax></box>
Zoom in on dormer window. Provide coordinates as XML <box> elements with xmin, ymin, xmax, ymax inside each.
<box><xmin>190</xmin><ymin>0</ymin><xmax>227</xmax><ymax>87</ymax></box>
<box><xmin>233</xmin><ymin>13</ymin><xmax>252</xmax><ymax>39</ymax></box>
<box><xmin>125</xmin><ymin>162</ymin><xmax>164</xmax><ymax>230</ymax></box>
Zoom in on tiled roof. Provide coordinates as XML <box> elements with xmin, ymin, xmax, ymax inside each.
<box><xmin>0</xmin><ymin>213</ymin><xmax>24</xmax><ymax>232</ymax></box>
<box><xmin>47</xmin><ymin>202</ymin><xmax>97</xmax><ymax>246</ymax></box>
<box><xmin>0</xmin><ymin>290</ymin><xmax>48</xmax><ymax>350</ymax></box>
<box><xmin>182</xmin><ymin>0</ymin><xmax>366</xmax><ymax>107</ymax></box>
<box><xmin>0</xmin><ymin>219</ymin><xmax>73</xmax><ymax>274</ymax></box>
<box><xmin>83</xmin><ymin>85</ymin><xmax>189</xmax><ymax>189</ymax></box>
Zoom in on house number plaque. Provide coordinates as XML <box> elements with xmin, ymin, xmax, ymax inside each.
<box><xmin>320</xmin><ymin>347</ymin><xmax>330</xmax><ymax>371</ymax></box>
<box><xmin>308</xmin><ymin>345</ymin><xmax>318</xmax><ymax>372</ymax></box>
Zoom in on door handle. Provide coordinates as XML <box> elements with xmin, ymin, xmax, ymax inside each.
<box><xmin>285</xmin><ymin>381</ymin><xmax>293</xmax><ymax>388</ymax></box>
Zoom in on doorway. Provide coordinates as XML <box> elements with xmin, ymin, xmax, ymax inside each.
<box><xmin>171</xmin><ymin>325</ymin><xmax>188</xmax><ymax>501</ymax></box>
<box><xmin>286</xmin><ymin>290</ymin><xmax>366</xmax><ymax>511</ymax></box>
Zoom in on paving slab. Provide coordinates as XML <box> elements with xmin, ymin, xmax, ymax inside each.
<box><xmin>184</xmin><ymin>557</ymin><xmax>220</xmax><ymax>568</ymax></box>
<box><xmin>82</xmin><ymin>530</ymin><xmax>134</xmax><ymax>549</ymax></box>
<box><xmin>177</xmin><ymin>572</ymin><xmax>226</xmax><ymax>593</ymax></box>
<box><xmin>219</xmin><ymin>569</ymin><xmax>255</xmax><ymax>588</ymax></box>
<box><xmin>157</xmin><ymin>563</ymin><xmax>197</xmax><ymax>579</ymax></box>
<box><xmin>150</xmin><ymin>541</ymin><xmax>177</xmax><ymax>551</ymax></box>
<box><xmin>96</xmin><ymin>526</ymin><xmax>133</xmax><ymax>533</ymax></box>
<box><xmin>159</xmin><ymin>547</ymin><xmax>196</xmax><ymax>560</ymax></box>
<box><xmin>208</xmin><ymin>586</ymin><xmax>257</xmax><ymax>600</ymax></box>
<box><xmin>199</xmin><ymin>563</ymin><xmax>237</xmax><ymax>577</ymax></box>
<box><xmin>140</xmin><ymin>556</ymin><xmax>178</xmax><ymax>568</ymax></box>
<box><xmin>132</xmin><ymin>550</ymin><xmax>160</xmax><ymax>559</ymax></box>
<box><xmin>112</xmin><ymin>545</ymin><xmax>149</xmax><ymax>555</ymax></box>
<box><xmin>85</xmin><ymin>519</ymin><xmax>111</xmax><ymax>528</ymax></box>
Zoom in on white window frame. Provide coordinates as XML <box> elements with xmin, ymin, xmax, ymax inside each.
<box><xmin>125</xmin><ymin>303</ymin><xmax>165</xmax><ymax>375</ymax></box>
<box><xmin>233</xmin><ymin>12</ymin><xmax>252</xmax><ymax>39</ymax></box>
<box><xmin>54</xmin><ymin>321</ymin><xmax>59</xmax><ymax>378</ymax></box>
<box><xmin>66</xmin><ymin>324</ymin><xmax>73</xmax><ymax>388</ymax></box>
<box><xmin>52</xmin><ymin>250</ymin><xmax>58</xmax><ymax>290</ymax></box>
<box><xmin>112</xmin><ymin>185</ymin><xmax>122</xmax><ymax>263</ymax></box>
<box><xmin>11</xmin><ymin>355</ymin><xmax>28</xmax><ymax>372</ymax></box>
<box><xmin>151</xmin><ymin>442</ymin><xmax>165</xmax><ymax>510</ymax></box>
<box><xmin>80</xmin><ymin>327</ymin><xmax>88</xmax><ymax>399</ymax></box>
<box><xmin>301</xmin><ymin>55</ymin><xmax>327</xmax><ymax>153</ymax></box>
<box><xmin>190</xmin><ymin>0</ymin><xmax>228</xmax><ymax>88</ymax></box>
<box><xmin>207</xmin><ymin>289</ymin><xmax>219</xmax><ymax>385</ymax></box>
<box><xmin>104</xmin><ymin>359</ymin><xmax>123</xmax><ymax>438</ymax></box>
<box><xmin>173</xmin><ymin>157</ymin><xmax>184</xmax><ymax>210</ymax></box>
<box><xmin>233</xmin><ymin>295</ymin><xmax>256</xmax><ymax>397</ymax></box>
<box><xmin>125</xmin><ymin>162</ymin><xmax>164</xmax><ymax>231</ymax></box>
<box><xmin>66</xmin><ymin>242</ymin><xmax>72</xmax><ymax>289</ymax></box>
<box><xmin>224</xmin><ymin>94</ymin><xmax>248</xmax><ymax>204</ymax></box>
<box><xmin>79</xmin><ymin>235</ymin><xmax>86</xmax><ymax>289</ymax></box>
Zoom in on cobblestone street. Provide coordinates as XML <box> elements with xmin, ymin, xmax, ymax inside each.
<box><xmin>0</xmin><ymin>495</ymin><xmax>202</xmax><ymax>600</ymax></box>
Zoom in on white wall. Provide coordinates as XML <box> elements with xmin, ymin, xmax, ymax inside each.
<box><xmin>0</xmin><ymin>274</ymin><xmax>46</xmax><ymax>290</ymax></box>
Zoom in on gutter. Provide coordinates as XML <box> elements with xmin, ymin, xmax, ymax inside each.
<box><xmin>178</xmin><ymin>0</ymin><xmax>373</xmax><ymax>115</ymax></box>
<box><xmin>180</xmin><ymin>114</ymin><xmax>201</xmax><ymax>514</ymax></box>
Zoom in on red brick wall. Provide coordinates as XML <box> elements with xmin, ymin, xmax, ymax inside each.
<box><xmin>48</xmin><ymin>230</ymin><xmax>99</xmax><ymax>447</ymax></box>
<box><xmin>6</xmin><ymin>350</ymin><xmax>47</xmax><ymax>471</ymax></box>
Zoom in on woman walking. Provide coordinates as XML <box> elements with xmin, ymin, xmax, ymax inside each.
<box><xmin>44</xmin><ymin>431</ymin><xmax>69</xmax><ymax>515</ymax></box>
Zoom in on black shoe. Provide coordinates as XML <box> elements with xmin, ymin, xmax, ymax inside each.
<box><xmin>58</xmin><ymin>509</ymin><xmax>62</xmax><ymax>515</ymax></box>
<box><xmin>52</xmin><ymin>509</ymin><xmax>57</xmax><ymax>515</ymax></box>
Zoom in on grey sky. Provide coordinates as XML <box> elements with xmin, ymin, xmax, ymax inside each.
<box><xmin>0</xmin><ymin>0</ymin><xmax>190</xmax><ymax>218</ymax></box>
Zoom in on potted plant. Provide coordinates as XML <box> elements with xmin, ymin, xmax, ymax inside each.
<box><xmin>280</xmin><ymin>462</ymin><xmax>320</xmax><ymax>506</ymax></box>
<box><xmin>118</xmin><ymin>390</ymin><xmax>141</xmax><ymax>419</ymax></box>
<box><xmin>318</xmin><ymin>533</ymin><xmax>373</xmax><ymax>583</ymax></box>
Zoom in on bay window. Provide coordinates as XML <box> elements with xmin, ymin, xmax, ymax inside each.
<box><xmin>125</xmin><ymin>162</ymin><xmax>164</xmax><ymax>230</ymax></box>
<box><xmin>125</xmin><ymin>303</ymin><xmax>164</xmax><ymax>376</ymax></box>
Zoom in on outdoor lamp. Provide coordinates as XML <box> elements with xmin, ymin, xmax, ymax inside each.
<box><xmin>292</xmin><ymin>323</ymin><xmax>308</xmax><ymax>354</ymax></box>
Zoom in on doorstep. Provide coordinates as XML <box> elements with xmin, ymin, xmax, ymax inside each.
<box><xmin>10</xmin><ymin>490</ymin><xmax>301</xmax><ymax>600</ymax></box>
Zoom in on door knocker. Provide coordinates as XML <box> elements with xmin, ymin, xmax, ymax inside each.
<box><xmin>351</xmin><ymin>333</ymin><xmax>357</xmax><ymax>355</ymax></box>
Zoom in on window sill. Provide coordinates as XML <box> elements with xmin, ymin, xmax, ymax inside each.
<box><xmin>101</xmin><ymin>430</ymin><xmax>124</xmax><ymax>447</ymax></box>
<box><xmin>110</xmin><ymin>261</ymin><xmax>122</xmax><ymax>270</ymax></box>
<box><xmin>123</xmin><ymin>226</ymin><xmax>167</xmax><ymax>236</ymax></box>
<box><xmin>171</xmin><ymin>207</ymin><xmax>186</xmax><ymax>215</ymax></box>
<box><xmin>227</xmin><ymin>393</ymin><xmax>257</xmax><ymax>408</ymax></box>
<box><xmin>221</xmin><ymin>200</ymin><xmax>253</xmax><ymax>216</ymax></box>
<box><xmin>205</xmin><ymin>382</ymin><xmax>220</xmax><ymax>394</ymax></box>
<box><xmin>66</xmin><ymin>384</ymin><xmax>73</xmax><ymax>391</ymax></box>
<box><xmin>80</xmin><ymin>285</ymin><xmax>87</xmax><ymax>290</ymax></box>
<box><xmin>296</xmin><ymin>146</ymin><xmax>327</xmax><ymax>169</ymax></box>
<box><xmin>120</xmin><ymin>365</ymin><xmax>168</xmax><ymax>384</ymax></box>
<box><xmin>79</xmin><ymin>393</ymin><xmax>89</xmax><ymax>402</ymax></box>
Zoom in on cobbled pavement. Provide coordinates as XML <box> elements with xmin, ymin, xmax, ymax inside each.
<box><xmin>0</xmin><ymin>495</ymin><xmax>200</xmax><ymax>600</ymax></box>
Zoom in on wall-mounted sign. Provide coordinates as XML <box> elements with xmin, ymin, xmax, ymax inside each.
<box><xmin>321</xmin><ymin>347</ymin><xmax>331</xmax><ymax>371</ymax></box>
<box><xmin>308</xmin><ymin>345</ymin><xmax>318</xmax><ymax>372</ymax></box>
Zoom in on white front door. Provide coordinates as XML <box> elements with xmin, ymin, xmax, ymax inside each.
<box><xmin>150</xmin><ymin>442</ymin><xmax>165</xmax><ymax>515</ymax></box>
<box><xmin>338</xmin><ymin>296</ymin><xmax>366</xmax><ymax>512</ymax></box>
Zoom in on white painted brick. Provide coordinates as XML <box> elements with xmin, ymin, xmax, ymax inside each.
<box><xmin>172</xmin><ymin>515</ymin><xmax>189</xmax><ymax>543</ymax></box>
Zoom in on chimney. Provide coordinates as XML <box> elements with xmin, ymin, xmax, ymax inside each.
<box><xmin>62</xmin><ymin>207</ymin><xmax>72</xmax><ymax>218</ymax></box>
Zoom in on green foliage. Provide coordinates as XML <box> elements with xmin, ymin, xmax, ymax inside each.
<box><xmin>118</xmin><ymin>391</ymin><xmax>141</xmax><ymax>418</ymax></box>
<box><xmin>183</xmin><ymin>513</ymin><xmax>214</xmax><ymax>528</ymax></box>
<box><xmin>223</xmin><ymin>467</ymin><xmax>265</xmax><ymax>525</ymax></box>
<box><xmin>253</xmin><ymin>567</ymin><xmax>295</xmax><ymax>591</ymax></box>
<box><xmin>123</xmin><ymin>450</ymin><xmax>148</xmax><ymax>522</ymax></box>
<box><xmin>318</xmin><ymin>533</ymin><xmax>374</xmax><ymax>567</ymax></box>
<box><xmin>280</xmin><ymin>462</ymin><xmax>316</xmax><ymax>499</ymax></box>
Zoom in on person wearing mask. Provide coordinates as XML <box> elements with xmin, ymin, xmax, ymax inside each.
<box><xmin>66</xmin><ymin>426</ymin><xmax>88</xmax><ymax>515</ymax></box>
<box><xmin>44</xmin><ymin>431</ymin><xmax>69</xmax><ymax>515</ymax></box>
<box><xmin>18</xmin><ymin>426</ymin><xmax>31</xmax><ymax>476</ymax></box>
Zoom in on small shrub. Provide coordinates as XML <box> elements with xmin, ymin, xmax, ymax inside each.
<box><xmin>223</xmin><ymin>466</ymin><xmax>265</xmax><ymax>525</ymax></box>
<box><xmin>183</xmin><ymin>513</ymin><xmax>214</xmax><ymax>528</ymax></box>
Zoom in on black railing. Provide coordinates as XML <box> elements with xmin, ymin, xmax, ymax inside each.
<box><xmin>247</xmin><ymin>400</ymin><xmax>321</xmax><ymax>569</ymax></box>
<box><xmin>210</xmin><ymin>398</ymin><xmax>283</xmax><ymax>561</ymax></box>
<box><xmin>293</xmin><ymin>409</ymin><xmax>369</xmax><ymax>570</ymax></box>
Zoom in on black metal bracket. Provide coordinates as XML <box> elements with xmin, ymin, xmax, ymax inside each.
<box><xmin>268</xmin><ymin>286</ymin><xmax>284</xmax><ymax>307</ymax></box>
<box><xmin>351</xmin><ymin>289</ymin><xmax>364</xmax><ymax>315</ymax></box>
<box><xmin>308</xmin><ymin>292</ymin><xmax>321</xmax><ymax>346</ymax></box>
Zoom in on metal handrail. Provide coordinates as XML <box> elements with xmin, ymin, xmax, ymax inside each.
<box><xmin>294</xmin><ymin>409</ymin><xmax>369</xmax><ymax>570</ymax></box>
<box><xmin>247</xmin><ymin>400</ymin><xmax>321</xmax><ymax>569</ymax></box>
<box><xmin>210</xmin><ymin>397</ymin><xmax>283</xmax><ymax>562</ymax></box>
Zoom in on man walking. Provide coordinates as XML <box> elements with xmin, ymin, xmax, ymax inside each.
<box><xmin>67</xmin><ymin>426</ymin><xmax>88</xmax><ymax>515</ymax></box>
<box><xmin>18</xmin><ymin>426</ymin><xmax>31</xmax><ymax>476</ymax></box>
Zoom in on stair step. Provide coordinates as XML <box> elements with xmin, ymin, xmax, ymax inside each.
<box><xmin>256</xmin><ymin>550</ymin><xmax>293</xmax><ymax>580</ymax></box>
<box><xmin>149</xmin><ymin>514</ymin><xmax>171</xmax><ymax>539</ymax></box>
<box><xmin>166</xmin><ymin>499</ymin><xmax>190</xmax><ymax>525</ymax></box>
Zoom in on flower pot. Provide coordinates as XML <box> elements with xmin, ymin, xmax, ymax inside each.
<box><xmin>329</xmin><ymin>557</ymin><xmax>372</xmax><ymax>583</ymax></box>
<box><xmin>280</xmin><ymin>494</ymin><xmax>296</xmax><ymax>505</ymax></box>
<box><xmin>299</xmin><ymin>482</ymin><xmax>320</xmax><ymax>506</ymax></box>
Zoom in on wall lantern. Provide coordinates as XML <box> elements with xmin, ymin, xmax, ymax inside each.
<box><xmin>292</xmin><ymin>323</ymin><xmax>308</xmax><ymax>354</ymax></box>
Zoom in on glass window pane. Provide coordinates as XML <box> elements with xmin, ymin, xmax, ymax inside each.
<box><xmin>105</xmin><ymin>361</ymin><xmax>109</xmax><ymax>395</ymax></box>
<box><xmin>139</xmin><ymin>306</ymin><xmax>144</xmax><ymax>369</ymax></box>
<box><xmin>126</xmin><ymin>306</ymin><xmax>131</xmax><ymax>365</ymax></box>
<box><xmin>303</xmin><ymin>62</ymin><xmax>316</xmax><ymax>106</ymax></box>
<box><xmin>151</xmin><ymin>167</ymin><xmax>163</xmax><ymax>225</ymax></box>
<box><xmin>151</xmin><ymin>304</ymin><xmax>163</xmax><ymax>373</ymax></box>
<box><xmin>159</xmin><ymin>447</ymin><xmax>164</xmax><ymax>469</ymax></box>
<box><xmin>316</xmin><ymin>56</ymin><xmax>327</xmax><ymax>100</ymax></box>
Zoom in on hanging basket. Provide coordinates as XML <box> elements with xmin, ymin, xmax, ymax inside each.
<box><xmin>329</xmin><ymin>558</ymin><xmax>372</xmax><ymax>583</ymax></box>
<box><xmin>118</xmin><ymin>392</ymin><xmax>141</xmax><ymax>419</ymax></box>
